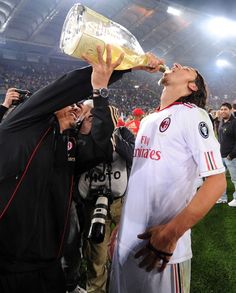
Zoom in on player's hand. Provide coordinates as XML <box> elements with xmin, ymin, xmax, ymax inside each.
<box><xmin>135</xmin><ymin>224</ymin><xmax>177</xmax><ymax>272</ymax></box>
<box><xmin>133</xmin><ymin>53</ymin><xmax>165</xmax><ymax>73</ymax></box>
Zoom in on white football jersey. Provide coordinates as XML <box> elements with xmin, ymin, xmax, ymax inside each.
<box><xmin>116</xmin><ymin>102</ymin><xmax>225</xmax><ymax>266</ymax></box>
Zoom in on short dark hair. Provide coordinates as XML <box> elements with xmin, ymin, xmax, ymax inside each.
<box><xmin>220</xmin><ymin>102</ymin><xmax>232</xmax><ymax>110</ymax></box>
<box><xmin>177</xmin><ymin>70</ymin><xmax>208</xmax><ymax>109</ymax></box>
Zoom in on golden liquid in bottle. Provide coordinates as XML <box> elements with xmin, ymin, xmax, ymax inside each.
<box><xmin>70</xmin><ymin>32</ymin><xmax>148</xmax><ymax>70</ymax></box>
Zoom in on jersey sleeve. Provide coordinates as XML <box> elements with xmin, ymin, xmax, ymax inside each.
<box><xmin>183</xmin><ymin>107</ymin><xmax>225</xmax><ymax>177</ymax></box>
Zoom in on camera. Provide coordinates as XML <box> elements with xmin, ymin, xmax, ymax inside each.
<box><xmin>12</xmin><ymin>89</ymin><xmax>32</xmax><ymax>106</ymax></box>
<box><xmin>88</xmin><ymin>187</ymin><xmax>111</xmax><ymax>243</ymax></box>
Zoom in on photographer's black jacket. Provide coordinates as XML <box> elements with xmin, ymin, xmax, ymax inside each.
<box><xmin>0</xmin><ymin>105</ymin><xmax>8</xmax><ymax>122</ymax></box>
<box><xmin>0</xmin><ymin>66</ymin><xmax>128</xmax><ymax>272</ymax></box>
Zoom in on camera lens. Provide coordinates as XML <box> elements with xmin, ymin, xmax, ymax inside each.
<box><xmin>88</xmin><ymin>196</ymin><xmax>108</xmax><ymax>243</ymax></box>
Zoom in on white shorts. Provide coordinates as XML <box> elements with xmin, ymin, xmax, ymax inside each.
<box><xmin>109</xmin><ymin>250</ymin><xmax>191</xmax><ymax>293</ymax></box>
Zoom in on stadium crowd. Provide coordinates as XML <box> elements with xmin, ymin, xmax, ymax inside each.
<box><xmin>1</xmin><ymin>60</ymin><xmax>236</xmax><ymax>117</ymax></box>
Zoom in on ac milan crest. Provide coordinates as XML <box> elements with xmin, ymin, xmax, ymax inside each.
<box><xmin>159</xmin><ymin>117</ymin><xmax>171</xmax><ymax>132</ymax></box>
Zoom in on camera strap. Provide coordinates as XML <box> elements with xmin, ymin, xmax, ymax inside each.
<box><xmin>106</xmin><ymin>163</ymin><xmax>113</xmax><ymax>203</ymax></box>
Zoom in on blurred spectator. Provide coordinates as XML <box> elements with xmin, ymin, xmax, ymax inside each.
<box><xmin>117</xmin><ymin>117</ymin><xmax>125</xmax><ymax>127</ymax></box>
<box><xmin>125</xmin><ymin>108</ymin><xmax>145</xmax><ymax>136</ymax></box>
<box><xmin>232</xmin><ymin>103</ymin><xmax>236</xmax><ymax>118</ymax></box>
<box><xmin>213</xmin><ymin>110</ymin><xmax>222</xmax><ymax>135</ymax></box>
<box><xmin>217</xmin><ymin>102</ymin><xmax>236</xmax><ymax>206</ymax></box>
<box><xmin>207</xmin><ymin>108</ymin><xmax>215</xmax><ymax>125</ymax></box>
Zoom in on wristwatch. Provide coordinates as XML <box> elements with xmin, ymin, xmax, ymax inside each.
<box><xmin>92</xmin><ymin>88</ymin><xmax>109</xmax><ymax>98</ymax></box>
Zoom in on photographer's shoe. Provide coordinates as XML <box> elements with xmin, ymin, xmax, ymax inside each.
<box><xmin>228</xmin><ymin>199</ymin><xmax>236</xmax><ymax>207</ymax></box>
<box><xmin>70</xmin><ymin>286</ymin><xmax>87</xmax><ymax>293</ymax></box>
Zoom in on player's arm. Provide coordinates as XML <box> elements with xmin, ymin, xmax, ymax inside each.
<box><xmin>136</xmin><ymin>173</ymin><xmax>226</xmax><ymax>271</ymax></box>
<box><xmin>166</xmin><ymin>172</ymin><xmax>226</xmax><ymax>235</ymax></box>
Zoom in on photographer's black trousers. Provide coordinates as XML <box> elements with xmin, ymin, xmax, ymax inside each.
<box><xmin>0</xmin><ymin>261</ymin><xmax>66</xmax><ymax>293</ymax></box>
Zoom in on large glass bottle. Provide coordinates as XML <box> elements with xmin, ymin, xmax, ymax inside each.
<box><xmin>60</xmin><ymin>3</ymin><xmax>168</xmax><ymax>72</ymax></box>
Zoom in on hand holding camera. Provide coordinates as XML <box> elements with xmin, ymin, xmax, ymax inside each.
<box><xmin>3</xmin><ymin>88</ymin><xmax>32</xmax><ymax>108</ymax></box>
<box><xmin>2</xmin><ymin>88</ymin><xmax>19</xmax><ymax>108</ymax></box>
<box><xmin>12</xmin><ymin>89</ymin><xmax>32</xmax><ymax>106</ymax></box>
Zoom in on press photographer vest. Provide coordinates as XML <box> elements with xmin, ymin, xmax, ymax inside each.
<box><xmin>78</xmin><ymin>152</ymin><xmax>128</xmax><ymax>200</ymax></box>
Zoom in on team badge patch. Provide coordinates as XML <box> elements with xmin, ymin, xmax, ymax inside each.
<box><xmin>67</xmin><ymin>141</ymin><xmax>73</xmax><ymax>151</ymax></box>
<box><xmin>159</xmin><ymin>117</ymin><xmax>171</xmax><ymax>132</ymax></box>
<box><xmin>199</xmin><ymin>122</ymin><xmax>209</xmax><ymax>138</ymax></box>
